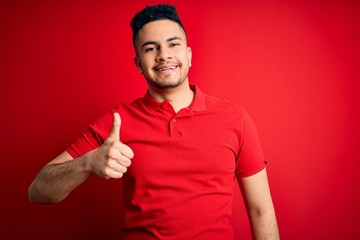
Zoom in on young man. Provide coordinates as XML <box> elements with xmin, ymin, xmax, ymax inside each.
<box><xmin>29</xmin><ymin>4</ymin><xmax>280</xmax><ymax>240</ymax></box>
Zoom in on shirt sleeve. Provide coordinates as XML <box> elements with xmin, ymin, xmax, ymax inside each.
<box><xmin>235</xmin><ymin>111</ymin><xmax>267</xmax><ymax>178</ymax></box>
<box><xmin>66</xmin><ymin>110</ymin><xmax>114</xmax><ymax>158</ymax></box>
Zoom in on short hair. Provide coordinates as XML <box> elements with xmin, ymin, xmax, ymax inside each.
<box><xmin>130</xmin><ymin>4</ymin><xmax>186</xmax><ymax>45</ymax></box>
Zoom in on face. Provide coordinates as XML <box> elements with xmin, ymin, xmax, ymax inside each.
<box><xmin>134</xmin><ymin>20</ymin><xmax>192</xmax><ymax>90</ymax></box>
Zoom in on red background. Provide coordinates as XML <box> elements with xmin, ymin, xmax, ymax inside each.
<box><xmin>1</xmin><ymin>0</ymin><xmax>359</xmax><ymax>239</ymax></box>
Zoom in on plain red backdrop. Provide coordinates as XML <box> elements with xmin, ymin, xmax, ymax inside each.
<box><xmin>1</xmin><ymin>0</ymin><xmax>359</xmax><ymax>239</ymax></box>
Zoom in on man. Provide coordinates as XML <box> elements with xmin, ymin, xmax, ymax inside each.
<box><xmin>29</xmin><ymin>4</ymin><xmax>280</xmax><ymax>240</ymax></box>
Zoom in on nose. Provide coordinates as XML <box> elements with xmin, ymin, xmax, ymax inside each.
<box><xmin>156</xmin><ymin>47</ymin><xmax>172</xmax><ymax>62</ymax></box>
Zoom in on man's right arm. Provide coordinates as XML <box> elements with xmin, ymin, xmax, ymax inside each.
<box><xmin>28</xmin><ymin>151</ymin><xmax>91</xmax><ymax>203</ymax></box>
<box><xmin>28</xmin><ymin>112</ymin><xmax>133</xmax><ymax>204</ymax></box>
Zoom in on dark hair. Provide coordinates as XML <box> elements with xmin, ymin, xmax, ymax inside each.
<box><xmin>130</xmin><ymin>4</ymin><xmax>186</xmax><ymax>45</ymax></box>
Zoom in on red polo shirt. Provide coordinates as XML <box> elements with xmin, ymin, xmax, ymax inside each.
<box><xmin>67</xmin><ymin>85</ymin><xmax>266</xmax><ymax>239</ymax></box>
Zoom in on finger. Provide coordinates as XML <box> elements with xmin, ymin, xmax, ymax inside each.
<box><xmin>120</xmin><ymin>144</ymin><xmax>135</xmax><ymax>160</ymax></box>
<box><xmin>119</xmin><ymin>156</ymin><xmax>132</xmax><ymax>168</ymax></box>
<box><xmin>109</xmin><ymin>112</ymin><xmax>121</xmax><ymax>140</ymax></box>
<box><xmin>108</xmin><ymin>147</ymin><xmax>132</xmax><ymax>167</ymax></box>
<box><xmin>110</xmin><ymin>141</ymin><xmax>134</xmax><ymax>160</ymax></box>
<box><xmin>107</xmin><ymin>159</ymin><xmax>129</xmax><ymax>173</ymax></box>
<box><xmin>104</xmin><ymin>170</ymin><xmax>124</xmax><ymax>179</ymax></box>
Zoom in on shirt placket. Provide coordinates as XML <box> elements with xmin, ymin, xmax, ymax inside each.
<box><xmin>169</xmin><ymin>107</ymin><xmax>194</xmax><ymax>139</ymax></box>
<box><xmin>158</xmin><ymin>101</ymin><xmax>194</xmax><ymax>139</ymax></box>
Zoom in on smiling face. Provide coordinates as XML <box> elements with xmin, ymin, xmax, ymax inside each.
<box><xmin>134</xmin><ymin>20</ymin><xmax>192</xmax><ymax>90</ymax></box>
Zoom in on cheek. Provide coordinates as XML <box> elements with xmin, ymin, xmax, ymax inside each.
<box><xmin>184</xmin><ymin>54</ymin><xmax>192</xmax><ymax>66</ymax></box>
<box><xmin>140</xmin><ymin>57</ymin><xmax>154</xmax><ymax>70</ymax></box>
<box><xmin>183</xmin><ymin>50</ymin><xmax>192</xmax><ymax>65</ymax></box>
<box><xmin>175</xmin><ymin>51</ymin><xmax>189</xmax><ymax>65</ymax></box>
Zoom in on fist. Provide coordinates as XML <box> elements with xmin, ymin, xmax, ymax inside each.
<box><xmin>90</xmin><ymin>112</ymin><xmax>134</xmax><ymax>179</ymax></box>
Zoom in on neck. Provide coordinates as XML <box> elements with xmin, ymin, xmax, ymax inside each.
<box><xmin>148</xmin><ymin>82</ymin><xmax>194</xmax><ymax>113</ymax></box>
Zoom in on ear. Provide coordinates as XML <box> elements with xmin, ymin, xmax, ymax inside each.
<box><xmin>134</xmin><ymin>56</ymin><xmax>143</xmax><ymax>74</ymax></box>
<box><xmin>187</xmin><ymin>47</ymin><xmax>192</xmax><ymax>67</ymax></box>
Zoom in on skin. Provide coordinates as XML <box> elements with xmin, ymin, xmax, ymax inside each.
<box><xmin>28</xmin><ymin>112</ymin><xmax>132</xmax><ymax>203</ymax></box>
<box><xmin>238</xmin><ymin>170</ymin><xmax>280</xmax><ymax>239</ymax></box>
<box><xmin>134</xmin><ymin>20</ymin><xmax>194</xmax><ymax>112</ymax></box>
<box><xmin>28</xmin><ymin>19</ymin><xmax>280</xmax><ymax>239</ymax></box>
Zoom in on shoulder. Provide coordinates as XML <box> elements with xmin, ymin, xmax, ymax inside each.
<box><xmin>203</xmin><ymin>93</ymin><xmax>246</xmax><ymax>116</ymax></box>
<box><xmin>89</xmin><ymin>101</ymin><xmax>136</xmax><ymax>128</ymax></box>
<box><xmin>113</xmin><ymin>96</ymin><xmax>147</xmax><ymax>116</ymax></box>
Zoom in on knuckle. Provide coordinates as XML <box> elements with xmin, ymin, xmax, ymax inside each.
<box><xmin>106</xmin><ymin>153</ymin><xmax>113</xmax><ymax>161</ymax></box>
<box><xmin>106</xmin><ymin>159</ymin><xmax>114</xmax><ymax>168</ymax></box>
<box><xmin>128</xmin><ymin>147</ymin><xmax>135</xmax><ymax>158</ymax></box>
<box><xmin>107</xmin><ymin>149</ymin><xmax>119</xmax><ymax>160</ymax></box>
<box><xmin>120</xmin><ymin>146</ymin><xmax>134</xmax><ymax>159</ymax></box>
<box><xmin>102</xmin><ymin>169</ymin><xmax>111</xmax><ymax>178</ymax></box>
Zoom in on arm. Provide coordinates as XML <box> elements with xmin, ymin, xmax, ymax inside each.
<box><xmin>237</xmin><ymin>168</ymin><xmax>280</xmax><ymax>240</ymax></box>
<box><xmin>28</xmin><ymin>151</ymin><xmax>81</xmax><ymax>204</ymax></box>
<box><xmin>28</xmin><ymin>112</ymin><xmax>133</xmax><ymax>204</ymax></box>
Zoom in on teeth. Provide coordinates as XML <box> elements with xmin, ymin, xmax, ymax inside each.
<box><xmin>158</xmin><ymin>66</ymin><xmax>176</xmax><ymax>71</ymax></box>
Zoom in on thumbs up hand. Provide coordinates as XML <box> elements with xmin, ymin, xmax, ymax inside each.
<box><xmin>87</xmin><ymin>112</ymin><xmax>134</xmax><ymax>179</ymax></box>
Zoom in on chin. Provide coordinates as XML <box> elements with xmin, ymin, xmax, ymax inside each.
<box><xmin>147</xmin><ymin>78</ymin><xmax>185</xmax><ymax>89</ymax></box>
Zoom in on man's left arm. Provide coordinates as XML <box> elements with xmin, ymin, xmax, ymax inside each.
<box><xmin>237</xmin><ymin>168</ymin><xmax>280</xmax><ymax>240</ymax></box>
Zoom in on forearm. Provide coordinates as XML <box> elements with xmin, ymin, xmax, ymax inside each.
<box><xmin>249</xmin><ymin>208</ymin><xmax>280</xmax><ymax>240</ymax></box>
<box><xmin>237</xmin><ymin>169</ymin><xmax>280</xmax><ymax>240</ymax></box>
<box><xmin>28</xmin><ymin>153</ymin><xmax>92</xmax><ymax>204</ymax></box>
<box><xmin>28</xmin><ymin>117</ymin><xmax>133</xmax><ymax>204</ymax></box>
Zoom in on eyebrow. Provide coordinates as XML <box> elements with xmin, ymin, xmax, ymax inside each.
<box><xmin>141</xmin><ymin>36</ymin><xmax>183</xmax><ymax>48</ymax></box>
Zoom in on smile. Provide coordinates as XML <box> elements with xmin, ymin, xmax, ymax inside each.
<box><xmin>155</xmin><ymin>65</ymin><xmax>179</xmax><ymax>72</ymax></box>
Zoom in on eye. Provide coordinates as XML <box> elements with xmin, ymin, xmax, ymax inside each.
<box><xmin>145</xmin><ymin>47</ymin><xmax>157</xmax><ymax>52</ymax></box>
<box><xmin>170</xmin><ymin>43</ymin><xmax>180</xmax><ymax>47</ymax></box>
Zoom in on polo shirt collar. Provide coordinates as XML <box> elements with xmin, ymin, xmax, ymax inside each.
<box><xmin>142</xmin><ymin>84</ymin><xmax>207</xmax><ymax>113</ymax></box>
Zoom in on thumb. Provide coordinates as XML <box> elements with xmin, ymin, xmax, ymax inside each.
<box><xmin>109</xmin><ymin>112</ymin><xmax>121</xmax><ymax>140</ymax></box>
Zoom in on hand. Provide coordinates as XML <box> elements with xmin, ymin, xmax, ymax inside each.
<box><xmin>88</xmin><ymin>112</ymin><xmax>134</xmax><ymax>179</ymax></box>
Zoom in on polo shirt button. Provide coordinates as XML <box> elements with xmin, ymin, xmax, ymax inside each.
<box><xmin>172</xmin><ymin>119</ymin><xmax>176</xmax><ymax>122</ymax></box>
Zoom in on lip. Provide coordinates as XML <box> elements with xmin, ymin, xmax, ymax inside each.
<box><xmin>154</xmin><ymin>64</ymin><xmax>179</xmax><ymax>72</ymax></box>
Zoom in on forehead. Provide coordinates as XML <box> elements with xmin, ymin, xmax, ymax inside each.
<box><xmin>136</xmin><ymin>20</ymin><xmax>187</xmax><ymax>45</ymax></box>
